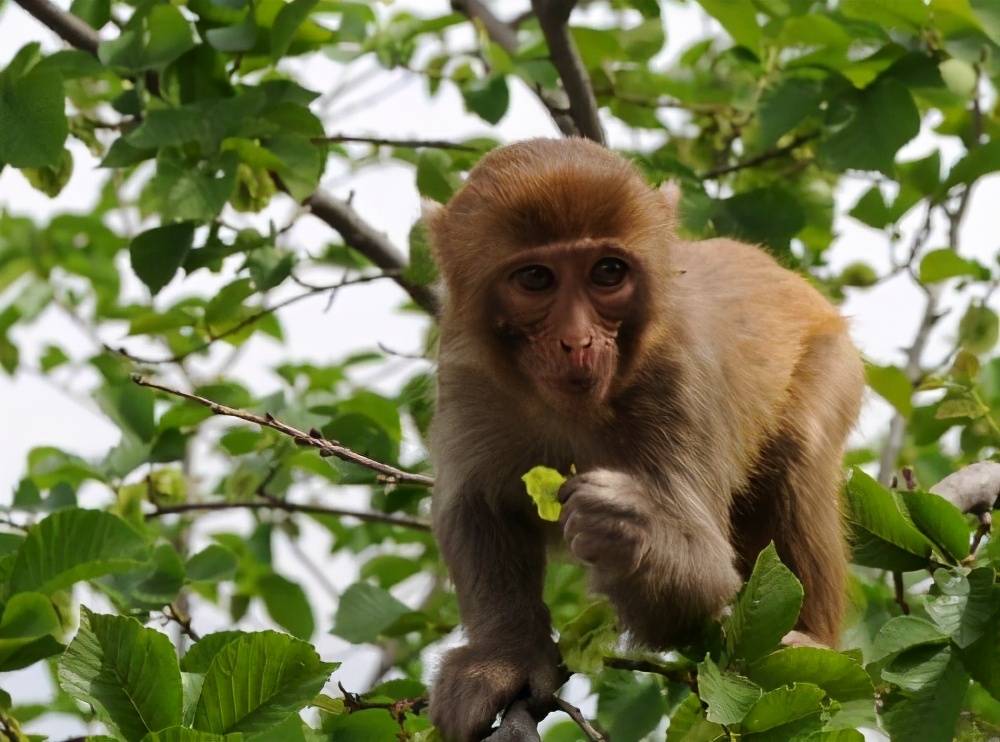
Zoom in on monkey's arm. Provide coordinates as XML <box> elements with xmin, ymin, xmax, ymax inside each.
<box><xmin>559</xmin><ymin>468</ymin><xmax>742</xmax><ymax>648</ymax></box>
<box><xmin>430</xmin><ymin>487</ymin><xmax>563</xmax><ymax>740</ymax></box>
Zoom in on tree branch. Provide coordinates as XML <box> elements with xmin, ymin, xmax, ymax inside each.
<box><xmin>147</xmin><ymin>499</ymin><xmax>430</xmax><ymax>530</ymax></box>
<box><xmin>10</xmin><ymin>0</ymin><xmax>99</xmax><ymax>53</ymax></box>
<box><xmin>700</xmin><ymin>133</ymin><xmax>817</xmax><ymax>179</ymax></box>
<box><xmin>316</xmin><ymin>134</ymin><xmax>482</xmax><ymax>151</ymax></box>
<box><xmin>131</xmin><ymin>375</ymin><xmax>435</xmax><ymax>487</ymax></box>
<box><xmin>305</xmin><ymin>192</ymin><xmax>440</xmax><ymax>315</ymax></box>
<box><xmin>530</xmin><ymin>0</ymin><xmax>606</xmax><ymax>145</ymax></box>
<box><xmin>554</xmin><ymin>698</ymin><xmax>606</xmax><ymax>742</ymax></box>
<box><xmin>11</xmin><ymin>0</ymin><xmax>440</xmax><ymax>317</ymax></box>
<box><xmin>109</xmin><ymin>272</ymin><xmax>397</xmax><ymax>365</ymax></box>
<box><xmin>451</xmin><ymin>0</ymin><xmax>578</xmax><ymax>137</ymax></box>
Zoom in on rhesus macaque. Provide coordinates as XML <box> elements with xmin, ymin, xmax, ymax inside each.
<box><xmin>422</xmin><ymin>138</ymin><xmax>864</xmax><ymax>741</ymax></box>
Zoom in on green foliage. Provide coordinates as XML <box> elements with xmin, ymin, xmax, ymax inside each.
<box><xmin>2</xmin><ymin>0</ymin><xmax>1000</xmax><ymax>738</ymax></box>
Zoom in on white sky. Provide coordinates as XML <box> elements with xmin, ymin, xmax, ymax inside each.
<box><xmin>0</xmin><ymin>0</ymin><xmax>997</xmax><ymax>737</ymax></box>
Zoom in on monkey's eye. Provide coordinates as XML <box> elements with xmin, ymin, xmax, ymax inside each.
<box><xmin>512</xmin><ymin>265</ymin><xmax>555</xmax><ymax>292</ymax></box>
<box><xmin>590</xmin><ymin>257</ymin><xmax>629</xmax><ymax>288</ymax></box>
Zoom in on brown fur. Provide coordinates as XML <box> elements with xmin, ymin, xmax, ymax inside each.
<box><xmin>425</xmin><ymin>138</ymin><xmax>864</xmax><ymax>741</ymax></box>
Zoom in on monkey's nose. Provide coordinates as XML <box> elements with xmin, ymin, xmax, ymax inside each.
<box><xmin>560</xmin><ymin>336</ymin><xmax>593</xmax><ymax>352</ymax></box>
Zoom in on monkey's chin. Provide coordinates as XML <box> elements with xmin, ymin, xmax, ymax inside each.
<box><xmin>539</xmin><ymin>375</ymin><xmax>611</xmax><ymax>411</ymax></box>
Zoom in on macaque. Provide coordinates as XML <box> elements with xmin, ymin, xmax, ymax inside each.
<box><xmin>422</xmin><ymin>138</ymin><xmax>864</xmax><ymax>741</ymax></box>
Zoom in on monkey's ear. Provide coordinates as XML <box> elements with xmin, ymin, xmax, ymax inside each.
<box><xmin>420</xmin><ymin>197</ymin><xmax>445</xmax><ymax>228</ymax></box>
<box><xmin>658</xmin><ymin>180</ymin><xmax>682</xmax><ymax>213</ymax></box>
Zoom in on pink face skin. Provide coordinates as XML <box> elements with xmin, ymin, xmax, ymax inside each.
<box><xmin>492</xmin><ymin>241</ymin><xmax>638</xmax><ymax>408</ymax></box>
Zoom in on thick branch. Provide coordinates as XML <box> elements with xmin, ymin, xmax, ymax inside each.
<box><xmin>531</xmin><ymin>0</ymin><xmax>605</xmax><ymax>145</ymax></box>
<box><xmin>12</xmin><ymin>0</ymin><xmax>439</xmax><ymax>316</ymax></box>
<box><xmin>11</xmin><ymin>0</ymin><xmax>99</xmax><ymax>54</ymax></box>
<box><xmin>132</xmin><ymin>375</ymin><xmax>435</xmax><ymax>487</ymax></box>
<box><xmin>305</xmin><ymin>192</ymin><xmax>440</xmax><ymax>315</ymax></box>
<box><xmin>451</xmin><ymin>0</ymin><xmax>577</xmax><ymax>137</ymax></box>
<box><xmin>147</xmin><ymin>499</ymin><xmax>430</xmax><ymax>530</ymax></box>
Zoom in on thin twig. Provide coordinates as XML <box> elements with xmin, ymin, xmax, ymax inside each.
<box><xmin>132</xmin><ymin>375</ymin><xmax>435</xmax><ymax>488</ymax></box>
<box><xmin>163</xmin><ymin>603</ymin><xmax>201</xmax><ymax>642</ymax></box>
<box><xmin>554</xmin><ymin>698</ymin><xmax>607</xmax><ymax>742</ymax></box>
<box><xmin>316</xmin><ymin>134</ymin><xmax>482</xmax><ymax>151</ymax></box>
<box><xmin>147</xmin><ymin>499</ymin><xmax>430</xmax><ymax>530</ymax></box>
<box><xmin>110</xmin><ymin>272</ymin><xmax>396</xmax><ymax>365</ymax></box>
<box><xmin>892</xmin><ymin>571</ymin><xmax>910</xmax><ymax>615</ymax></box>
<box><xmin>339</xmin><ymin>683</ymin><xmax>428</xmax><ymax>721</ymax></box>
<box><xmin>605</xmin><ymin>656</ymin><xmax>698</xmax><ymax>690</ymax></box>
<box><xmin>700</xmin><ymin>133</ymin><xmax>817</xmax><ymax>179</ymax></box>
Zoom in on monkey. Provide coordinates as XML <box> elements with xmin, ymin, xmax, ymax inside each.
<box><xmin>421</xmin><ymin>137</ymin><xmax>865</xmax><ymax>741</ymax></box>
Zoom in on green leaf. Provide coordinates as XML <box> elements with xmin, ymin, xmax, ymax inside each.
<box><xmin>958</xmin><ymin>608</ymin><xmax>1000</xmax><ymax>697</ymax></box>
<box><xmin>724</xmin><ymin>543</ymin><xmax>804</xmax><ymax>663</ymax></box>
<box><xmin>130</xmin><ymin>223</ymin><xmax>196</xmax><ymax>295</ymax></box>
<box><xmin>958</xmin><ymin>304</ymin><xmax>999</xmax><ymax>354</ymax></box>
<box><xmin>946</xmin><ymin>140</ymin><xmax>1000</xmax><ymax>187</ymax></box>
<box><xmin>925</xmin><ymin>567</ymin><xmax>999</xmax><ymax>647</ymax></box>
<box><xmin>331</xmin><ymin>582</ymin><xmax>414</xmax><ymax>643</ymax></box>
<box><xmin>848</xmin><ymin>186</ymin><xmax>892</xmax><ymax>229</ymax></box>
<box><xmin>756</xmin><ymin>77</ymin><xmax>824</xmax><ymax>149</ymax></box>
<box><xmin>186</xmin><ymin>545</ymin><xmax>238</xmax><ymax>582</ymax></box>
<box><xmin>0</xmin><ymin>63</ymin><xmax>68</xmax><ymax>168</ymax></box>
<box><xmin>192</xmin><ymin>631</ymin><xmax>337</xmax><ymax>734</ymax></box>
<box><xmin>870</xmin><ymin>615</ymin><xmax>948</xmax><ymax>662</ymax></box>
<box><xmin>697</xmin><ymin>655</ymin><xmax>762</xmax><ymax>725</ymax></box>
<box><xmin>742</xmin><ymin>682</ymin><xmax>826</xmax><ymax>733</ymax></box>
<box><xmin>696</xmin><ymin>0</ymin><xmax>761</xmax><ymax>52</ymax></box>
<box><xmin>839</xmin><ymin>0</ymin><xmax>929</xmax><ymax>29</ymax></box>
<box><xmin>271</xmin><ymin>0</ymin><xmax>318</xmax><ymax>57</ymax></box>
<box><xmin>461</xmin><ymin>75</ymin><xmax>509</xmax><ymax>125</ymax></box>
<box><xmin>558</xmin><ymin>600</ymin><xmax>618</xmax><ymax>674</ymax></box>
<box><xmin>711</xmin><ymin>187</ymin><xmax>805</xmax><ymax>254</ymax></box>
<box><xmin>865</xmin><ymin>364</ymin><xmax>913</xmax><ymax>418</ymax></box>
<box><xmin>819</xmin><ymin>79</ymin><xmax>920</xmax><ymax>174</ymax></box>
<box><xmin>522</xmin><ymin>466</ymin><xmax>566</xmax><ymax>522</ymax></box>
<box><xmin>95</xmin><ymin>383</ymin><xmax>156</xmax><ymax>442</ymax></box>
<box><xmin>843</xmin><ymin>467</ymin><xmax>933</xmax><ymax>570</ymax></box>
<box><xmin>880</xmin><ymin>645</ymin><xmax>967</xmax><ymax>742</ymax></box>
<box><xmin>416</xmin><ymin>149</ymin><xmax>459</xmax><ymax>203</ymax></box>
<box><xmin>206</xmin><ymin>12</ymin><xmax>259</xmax><ymax>53</ymax></box>
<box><xmin>0</xmin><ymin>592</ymin><xmax>61</xmax><ymax>670</ymax></box>
<box><xmin>359</xmin><ymin>554</ymin><xmax>421</xmax><ymax>589</ymax></box>
<box><xmin>666</xmin><ymin>694</ymin><xmax>725</xmax><ymax>742</ymax></box>
<box><xmin>747</xmin><ymin>647</ymin><xmax>873</xmax><ymax>701</ymax></box>
<box><xmin>919</xmin><ymin>248</ymin><xmax>990</xmax><ymax>283</ymax></box>
<box><xmin>935</xmin><ymin>397</ymin><xmax>982</xmax><ymax>420</ymax></box>
<box><xmin>898</xmin><ymin>491</ymin><xmax>971</xmax><ymax>562</ymax></box>
<box><xmin>98</xmin><ymin>5</ymin><xmax>196</xmax><ymax>71</ymax></box>
<box><xmin>11</xmin><ymin>509</ymin><xmax>149</xmax><ymax>595</ymax></box>
<box><xmin>58</xmin><ymin>609</ymin><xmax>183</xmax><ymax>741</ymax></box>
<box><xmin>70</xmin><ymin>0</ymin><xmax>110</xmax><ymax>28</ymax></box>
<box><xmin>595</xmin><ymin>670</ymin><xmax>668</xmax><ymax>742</ymax></box>
<box><xmin>141</xmin><ymin>728</ymin><xmax>244</xmax><ymax>742</ymax></box>
<box><xmin>258</xmin><ymin>573</ymin><xmax>314</xmax><ymax>640</ymax></box>
<box><xmin>325</xmin><ymin>708</ymin><xmax>400</xmax><ymax>740</ymax></box>
<box><xmin>180</xmin><ymin>632</ymin><xmax>243</xmax><ymax>674</ymax></box>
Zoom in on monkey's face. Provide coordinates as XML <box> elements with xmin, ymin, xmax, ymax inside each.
<box><xmin>492</xmin><ymin>240</ymin><xmax>638</xmax><ymax>409</ymax></box>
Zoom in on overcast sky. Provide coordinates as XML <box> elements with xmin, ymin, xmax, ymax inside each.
<box><xmin>1</xmin><ymin>0</ymin><xmax>998</xmax><ymax>737</ymax></box>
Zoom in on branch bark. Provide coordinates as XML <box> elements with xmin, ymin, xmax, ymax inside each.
<box><xmin>132</xmin><ymin>375</ymin><xmax>435</xmax><ymax>487</ymax></box>
<box><xmin>530</xmin><ymin>0</ymin><xmax>606</xmax><ymax>145</ymax></box>
<box><xmin>11</xmin><ymin>0</ymin><xmax>440</xmax><ymax>317</ymax></box>
<box><xmin>147</xmin><ymin>499</ymin><xmax>430</xmax><ymax>530</ymax></box>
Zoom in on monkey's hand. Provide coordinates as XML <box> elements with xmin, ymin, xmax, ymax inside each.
<box><xmin>429</xmin><ymin>640</ymin><xmax>564</xmax><ymax>741</ymax></box>
<box><xmin>558</xmin><ymin>469</ymin><xmax>652</xmax><ymax>577</ymax></box>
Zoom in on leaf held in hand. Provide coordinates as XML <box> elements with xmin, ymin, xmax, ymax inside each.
<box><xmin>522</xmin><ymin>466</ymin><xmax>566</xmax><ymax>522</ymax></box>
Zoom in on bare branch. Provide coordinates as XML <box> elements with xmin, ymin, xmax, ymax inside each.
<box><xmin>316</xmin><ymin>134</ymin><xmax>483</xmax><ymax>152</ymax></box>
<box><xmin>451</xmin><ymin>0</ymin><xmax>577</xmax><ymax>137</ymax></box>
<box><xmin>554</xmin><ymin>698</ymin><xmax>606</xmax><ymax>742</ymax></box>
<box><xmin>531</xmin><ymin>0</ymin><xmax>606</xmax><ymax>144</ymax></box>
<box><xmin>605</xmin><ymin>655</ymin><xmax>698</xmax><ymax>689</ymax></box>
<box><xmin>163</xmin><ymin>603</ymin><xmax>201</xmax><ymax>642</ymax></box>
<box><xmin>700</xmin><ymin>133</ymin><xmax>817</xmax><ymax>180</ymax></box>
<box><xmin>147</xmin><ymin>499</ymin><xmax>430</xmax><ymax>530</ymax></box>
<box><xmin>132</xmin><ymin>375</ymin><xmax>435</xmax><ymax>487</ymax></box>
<box><xmin>11</xmin><ymin>0</ymin><xmax>99</xmax><ymax>53</ymax></box>
<box><xmin>109</xmin><ymin>272</ymin><xmax>397</xmax><ymax>365</ymax></box>
<box><xmin>305</xmin><ymin>192</ymin><xmax>441</xmax><ymax>315</ymax></box>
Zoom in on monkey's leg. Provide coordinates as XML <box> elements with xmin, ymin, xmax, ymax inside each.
<box><xmin>772</xmin><ymin>331</ymin><xmax>864</xmax><ymax>646</ymax></box>
<box><xmin>430</xmin><ymin>494</ymin><xmax>563</xmax><ymax>741</ymax></box>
